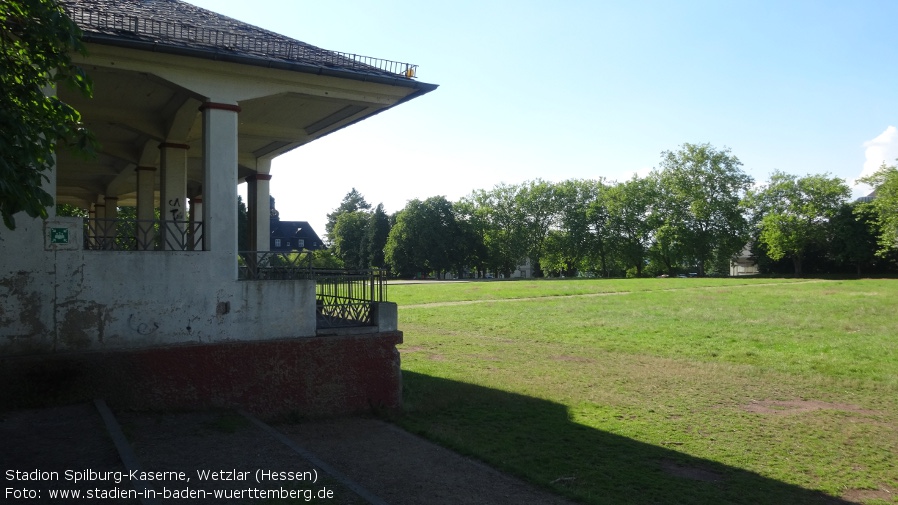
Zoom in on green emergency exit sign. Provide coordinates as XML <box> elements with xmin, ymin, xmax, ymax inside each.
<box><xmin>50</xmin><ymin>227</ymin><xmax>69</xmax><ymax>244</ymax></box>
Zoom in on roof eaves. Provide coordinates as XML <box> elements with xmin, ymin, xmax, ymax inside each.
<box><xmin>79</xmin><ymin>32</ymin><xmax>439</xmax><ymax>92</ymax></box>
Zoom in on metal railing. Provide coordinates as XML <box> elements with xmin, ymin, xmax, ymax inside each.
<box><xmin>314</xmin><ymin>268</ymin><xmax>388</xmax><ymax>329</ymax></box>
<box><xmin>238</xmin><ymin>251</ymin><xmax>313</xmax><ymax>280</ymax></box>
<box><xmin>66</xmin><ymin>7</ymin><xmax>418</xmax><ymax>79</ymax></box>
<box><xmin>85</xmin><ymin>218</ymin><xmax>203</xmax><ymax>251</ymax></box>
<box><xmin>238</xmin><ymin>252</ymin><xmax>388</xmax><ymax>328</ymax></box>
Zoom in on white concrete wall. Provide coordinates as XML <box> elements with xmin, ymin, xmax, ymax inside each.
<box><xmin>0</xmin><ymin>217</ymin><xmax>316</xmax><ymax>357</ymax></box>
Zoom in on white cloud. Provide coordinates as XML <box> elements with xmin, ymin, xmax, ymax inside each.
<box><xmin>853</xmin><ymin>125</ymin><xmax>898</xmax><ymax>198</ymax></box>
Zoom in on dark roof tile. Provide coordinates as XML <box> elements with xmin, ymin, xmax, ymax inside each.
<box><xmin>61</xmin><ymin>0</ymin><xmax>417</xmax><ymax>79</ymax></box>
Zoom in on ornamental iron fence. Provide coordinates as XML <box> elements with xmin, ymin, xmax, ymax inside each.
<box><xmin>238</xmin><ymin>252</ymin><xmax>387</xmax><ymax>329</ymax></box>
<box><xmin>84</xmin><ymin>218</ymin><xmax>203</xmax><ymax>251</ymax></box>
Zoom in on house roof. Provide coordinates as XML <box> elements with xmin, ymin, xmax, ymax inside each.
<box><xmin>271</xmin><ymin>220</ymin><xmax>323</xmax><ymax>245</ymax></box>
<box><xmin>61</xmin><ymin>0</ymin><xmax>423</xmax><ymax>84</ymax></box>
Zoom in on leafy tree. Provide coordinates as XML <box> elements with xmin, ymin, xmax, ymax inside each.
<box><xmin>828</xmin><ymin>203</ymin><xmax>879</xmax><ymax>276</ymax></box>
<box><xmin>470</xmin><ymin>184</ymin><xmax>529</xmax><ymax>277</ymax></box>
<box><xmin>366</xmin><ymin>203</ymin><xmax>390</xmax><ymax>268</ymax></box>
<box><xmin>655</xmin><ymin>143</ymin><xmax>753</xmax><ymax>276</ymax></box>
<box><xmin>543</xmin><ymin>179</ymin><xmax>602</xmax><ymax>277</ymax></box>
<box><xmin>331</xmin><ymin>211</ymin><xmax>369</xmax><ymax>269</ymax></box>
<box><xmin>452</xmin><ymin>199</ymin><xmax>488</xmax><ymax>278</ymax></box>
<box><xmin>385</xmin><ymin>196</ymin><xmax>460</xmax><ymax>278</ymax></box>
<box><xmin>325</xmin><ymin>188</ymin><xmax>370</xmax><ymax>240</ymax></box>
<box><xmin>516</xmin><ymin>179</ymin><xmax>558</xmax><ymax>277</ymax></box>
<box><xmin>583</xmin><ymin>180</ymin><xmax>618</xmax><ymax>277</ymax></box>
<box><xmin>858</xmin><ymin>161</ymin><xmax>898</xmax><ymax>256</ymax></box>
<box><xmin>605</xmin><ymin>176</ymin><xmax>655</xmax><ymax>276</ymax></box>
<box><xmin>1</xmin><ymin>0</ymin><xmax>95</xmax><ymax>231</ymax></box>
<box><xmin>747</xmin><ymin>171</ymin><xmax>849</xmax><ymax>275</ymax></box>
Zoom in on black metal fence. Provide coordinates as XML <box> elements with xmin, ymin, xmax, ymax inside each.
<box><xmin>314</xmin><ymin>268</ymin><xmax>388</xmax><ymax>329</ymax></box>
<box><xmin>84</xmin><ymin>218</ymin><xmax>203</xmax><ymax>251</ymax></box>
<box><xmin>238</xmin><ymin>252</ymin><xmax>387</xmax><ymax>329</ymax></box>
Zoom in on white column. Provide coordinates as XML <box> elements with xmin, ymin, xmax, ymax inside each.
<box><xmin>246</xmin><ymin>173</ymin><xmax>272</xmax><ymax>252</ymax></box>
<box><xmin>159</xmin><ymin>142</ymin><xmax>189</xmax><ymax>250</ymax></box>
<box><xmin>201</xmin><ymin>102</ymin><xmax>240</xmax><ymax>277</ymax></box>
<box><xmin>135</xmin><ymin>166</ymin><xmax>156</xmax><ymax>250</ymax></box>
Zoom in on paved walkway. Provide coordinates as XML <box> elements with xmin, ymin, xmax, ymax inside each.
<box><xmin>0</xmin><ymin>402</ymin><xmax>575</xmax><ymax>505</ymax></box>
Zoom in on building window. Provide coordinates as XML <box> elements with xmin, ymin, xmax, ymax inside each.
<box><xmin>297</xmin><ymin>239</ymin><xmax>304</xmax><ymax>249</ymax></box>
<box><xmin>286</xmin><ymin>241</ymin><xmax>291</xmax><ymax>247</ymax></box>
<box><xmin>274</xmin><ymin>239</ymin><xmax>281</xmax><ymax>247</ymax></box>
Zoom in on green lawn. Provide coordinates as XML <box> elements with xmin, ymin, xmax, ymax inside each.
<box><xmin>389</xmin><ymin>278</ymin><xmax>898</xmax><ymax>505</ymax></box>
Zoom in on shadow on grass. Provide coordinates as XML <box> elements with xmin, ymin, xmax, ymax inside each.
<box><xmin>394</xmin><ymin>371</ymin><xmax>850</xmax><ymax>505</ymax></box>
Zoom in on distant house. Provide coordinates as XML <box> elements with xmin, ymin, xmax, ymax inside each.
<box><xmin>267</xmin><ymin>197</ymin><xmax>323</xmax><ymax>251</ymax></box>
<box><xmin>731</xmin><ymin>243</ymin><xmax>759</xmax><ymax>276</ymax></box>
<box><xmin>270</xmin><ymin>219</ymin><xmax>323</xmax><ymax>251</ymax></box>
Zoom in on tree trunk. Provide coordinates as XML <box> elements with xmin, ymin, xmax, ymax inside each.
<box><xmin>793</xmin><ymin>256</ymin><xmax>803</xmax><ymax>276</ymax></box>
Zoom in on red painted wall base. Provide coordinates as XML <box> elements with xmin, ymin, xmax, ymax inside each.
<box><xmin>0</xmin><ymin>332</ymin><xmax>403</xmax><ymax>417</ymax></box>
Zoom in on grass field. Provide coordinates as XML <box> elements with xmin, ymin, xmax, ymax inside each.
<box><xmin>388</xmin><ymin>278</ymin><xmax>898</xmax><ymax>505</ymax></box>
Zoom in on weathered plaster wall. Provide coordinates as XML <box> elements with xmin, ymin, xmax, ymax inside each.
<box><xmin>1</xmin><ymin>217</ymin><xmax>316</xmax><ymax>357</ymax></box>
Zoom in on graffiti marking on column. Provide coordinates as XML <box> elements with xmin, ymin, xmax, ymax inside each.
<box><xmin>168</xmin><ymin>197</ymin><xmax>184</xmax><ymax>221</ymax></box>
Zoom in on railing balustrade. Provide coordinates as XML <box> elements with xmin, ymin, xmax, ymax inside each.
<box><xmin>84</xmin><ymin>218</ymin><xmax>203</xmax><ymax>251</ymax></box>
<box><xmin>238</xmin><ymin>252</ymin><xmax>388</xmax><ymax>329</ymax></box>
<box><xmin>65</xmin><ymin>7</ymin><xmax>419</xmax><ymax>79</ymax></box>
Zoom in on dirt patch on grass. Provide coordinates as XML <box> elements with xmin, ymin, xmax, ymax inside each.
<box><xmin>659</xmin><ymin>459</ymin><xmax>724</xmax><ymax>483</ymax></box>
<box><xmin>842</xmin><ymin>485</ymin><xmax>896</xmax><ymax>503</ymax></box>
<box><xmin>742</xmin><ymin>400</ymin><xmax>879</xmax><ymax>416</ymax></box>
<box><xmin>551</xmin><ymin>355</ymin><xmax>596</xmax><ymax>363</ymax></box>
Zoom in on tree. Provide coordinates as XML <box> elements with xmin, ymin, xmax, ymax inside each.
<box><xmin>858</xmin><ymin>161</ymin><xmax>898</xmax><ymax>256</ymax></box>
<box><xmin>655</xmin><ymin>143</ymin><xmax>753</xmax><ymax>276</ymax></box>
<box><xmin>366</xmin><ymin>203</ymin><xmax>390</xmax><ymax>268</ymax></box>
<box><xmin>542</xmin><ymin>179</ymin><xmax>602</xmax><ymax>277</ymax></box>
<box><xmin>325</xmin><ymin>188</ymin><xmax>371</xmax><ymax>240</ymax></box>
<box><xmin>747</xmin><ymin>171</ymin><xmax>849</xmax><ymax>275</ymax></box>
<box><xmin>384</xmin><ymin>196</ymin><xmax>460</xmax><ymax>278</ymax></box>
<box><xmin>605</xmin><ymin>176</ymin><xmax>655</xmax><ymax>277</ymax></box>
<box><xmin>1</xmin><ymin>0</ymin><xmax>94</xmax><ymax>231</ymax></box>
<box><xmin>516</xmin><ymin>179</ymin><xmax>558</xmax><ymax>277</ymax></box>
<box><xmin>828</xmin><ymin>203</ymin><xmax>879</xmax><ymax>276</ymax></box>
<box><xmin>331</xmin><ymin>211</ymin><xmax>370</xmax><ymax>269</ymax></box>
<box><xmin>470</xmin><ymin>184</ymin><xmax>529</xmax><ymax>277</ymax></box>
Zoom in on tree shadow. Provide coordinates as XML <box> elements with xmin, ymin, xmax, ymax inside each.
<box><xmin>395</xmin><ymin>371</ymin><xmax>852</xmax><ymax>505</ymax></box>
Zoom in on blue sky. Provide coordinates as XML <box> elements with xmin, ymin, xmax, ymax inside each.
<box><xmin>186</xmin><ymin>0</ymin><xmax>898</xmax><ymax>237</ymax></box>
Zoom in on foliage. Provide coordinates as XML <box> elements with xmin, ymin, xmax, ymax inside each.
<box><xmin>467</xmin><ymin>184</ymin><xmax>529</xmax><ymax>277</ymax></box>
<box><xmin>746</xmin><ymin>171</ymin><xmax>849</xmax><ymax>275</ymax></box>
<box><xmin>516</xmin><ymin>179</ymin><xmax>558</xmax><ymax>277</ymax></box>
<box><xmin>827</xmin><ymin>203</ymin><xmax>879</xmax><ymax>275</ymax></box>
<box><xmin>384</xmin><ymin>196</ymin><xmax>462</xmax><ymax>277</ymax></box>
<box><xmin>654</xmin><ymin>143</ymin><xmax>753</xmax><ymax>276</ymax></box>
<box><xmin>367</xmin><ymin>203</ymin><xmax>390</xmax><ymax>268</ymax></box>
<box><xmin>605</xmin><ymin>176</ymin><xmax>655</xmax><ymax>276</ymax></box>
<box><xmin>324</xmin><ymin>187</ymin><xmax>370</xmax><ymax>240</ymax></box>
<box><xmin>325</xmin><ymin>146</ymin><xmax>892</xmax><ymax>279</ymax></box>
<box><xmin>237</xmin><ymin>195</ymin><xmax>247</xmax><ymax>251</ymax></box>
<box><xmin>858</xmin><ymin>161</ymin><xmax>898</xmax><ymax>256</ymax></box>
<box><xmin>304</xmin><ymin>248</ymin><xmax>344</xmax><ymax>269</ymax></box>
<box><xmin>331</xmin><ymin>210</ymin><xmax>369</xmax><ymax>269</ymax></box>
<box><xmin>1</xmin><ymin>0</ymin><xmax>95</xmax><ymax>231</ymax></box>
